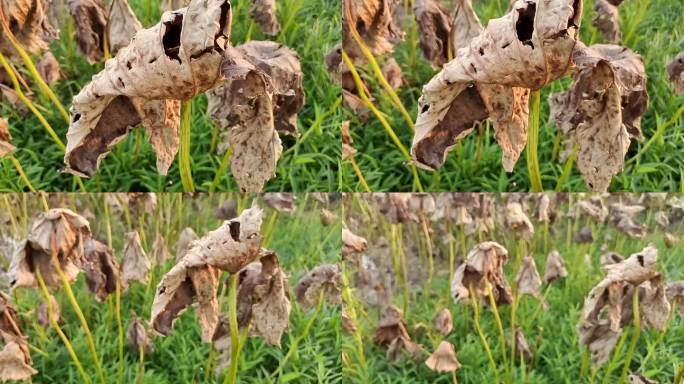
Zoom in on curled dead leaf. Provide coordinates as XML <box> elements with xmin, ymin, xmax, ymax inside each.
<box><xmin>82</xmin><ymin>238</ymin><xmax>119</xmax><ymax>301</ymax></box>
<box><xmin>246</xmin><ymin>251</ymin><xmax>291</xmax><ymax>346</ymax></box>
<box><xmin>432</xmin><ymin>308</ymin><xmax>452</xmax><ymax>336</ymax></box>
<box><xmin>592</xmin><ymin>0</ymin><xmax>622</xmax><ymax>43</ymax></box>
<box><xmin>294</xmin><ymin>264</ymin><xmax>341</xmax><ymax>311</ymax></box>
<box><xmin>381</xmin><ymin>58</ymin><xmax>408</xmax><ymax>88</ymax></box>
<box><xmin>666</xmin><ymin>52</ymin><xmax>684</xmax><ymax>95</ymax></box>
<box><xmin>120</xmin><ymin>231</ymin><xmax>150</xmax><ymax>291</ymax></box>
<box><xmin>377</xmin><ymin>193</ymin><xmax>417</xmax><ymax>223</ymax></box>
<box><xmin>37</xmin><ymin>51</ymin><xmax>62</xmax><ymax>85</ymax></box>
<box><xmin>262</xmin><ymin>193</ymin><xmax>296</xmax><ymax>214</ymax></box>
<box><xmin>341</xmin><ymin>120</ymin><xmax>357</xmax><ymax>160</ymax></box>
<box><xmin>0</xmin><ymin>117</ymin><xmax>14</xmax><ymax>157</ymax></box>
<box><xmin>452</xmin><ymin>241</ymin><xmax>512</xmax><ymax>306</ymax></box>
<box><xmin>577</xmin><ymin>196</ymin><xmax>609</xmax><ymax>223</ymax></box>
<box><xmin>0</xmin><ymin>292</ymin><xmax>37</xmax><ymax>381</ymax></box>
<box><xmin>511</xmin><ymin>327</ymin><xmax>532</xmax><ymax>361</ymax></box>
<box><xmin>664</xmin><ymin>232</ymin><xmax>679</xmax><ymax>248</ymax></box>
<box><xmin>342</xmin><ymin>0</ymin><xmax>404</xmax><ymax>62</ymax></box>
<box><xmin>126</xmin><ymin>314</ymin><xmax>153</xmax><ymax>355</ymax></box>
<box><xmin>215</xmin><ymin>200</ymin><xmax>237</xmax><ymax>221</ymax></box>
<box><xmin>516</xmin><ymin>256</ymin><xmax>546</xmax><ymax>307</ymax></box>
<box><xmin>342</xmin><ymin>227</ymin><xmax>367</xmax><ymax>258</ymax></box>
<box><xmin>320</xmin><ymin>208</ymin><xmax>338</xmax><ymax>226</ymax></box>
<box><xmin>0</xmin><ymin>0</ymin><xmax>57</xmax><ymax>58</ymax></box>
<box><xmin>543</xmin><ymin>250</ymin><xmax>568</xmax><ymax>284</ymax></box>
<box><xmin>68</xmin><ymin>0</ymin><xmax>108</xmax><ymax>63</ymax></box>
<box><xmin>414</xmin><ymin>0</ymin><xmax>452</xmax><ymax>68</ymax></box>
<box><xmin>505</xmin><ymin>202</ymin><xmax>534</xmax><ymax>240</ymax></box>
<box><xmin>64</xmin><ymin>0</ymin><xmax>232</xmax><ymax>178</ymax></box>
<box><xmin>107</xmin><ymin>0</ymin><xmax>143</xmax><ymax>55</ymax></box>
<box><xmin>150</xmin><ymin>206</ymin><xmax>263</xmax><ymax>341</ymax></box>
<box><xmin>425</xmin><ymin>341</ymin><xmax>461</xmax><ymax>373</ymax></box>
<box><xmin>574</xmin><ymin>227</ymin><xmax>593</xmax><ymax>243</ymax></box>
<box><xmin>249</xmin><ymin>0</ymin><xmax>279</xmax><ymax>35</ymax></box>
<box><xmin>387</xmin><ymin>335</ymin><xmax>424</xmax><ymax>363</ymax></box>
<box><xmin>374</xmin><ymin>304</ymin><xmax>410</xmax><ymax>345</ymax></box>
<box><xmin>412</xmin><ymin>0</ymin><xmax>582</xmax><ymax>170</ymax></box>
<box><xmin>151</xmin><ymin>231</ymin><xmax>171</xmax><ymax>265</ymax></box>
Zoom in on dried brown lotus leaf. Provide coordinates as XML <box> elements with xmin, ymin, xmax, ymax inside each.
<box><xmin>425</xmin><ymin>341</ymin><xmax>461</xmax><ymax>373</ymax></box>
<box><xmin>577</xmin><ymin>196</ymin><xmax>609</xmax><ymax>223</ymax></box>
<box><xmin>550</xmin><ymin>44</ymin><xmax>648</xmax><ymax>191</ymax></box>
<box><xmin>0</xmin><ymin>292</ymin><xmax>37</xmax><ymax>381</ymax></box>
<box><xmin>126</xmin><ymin>315</ymin><xmax>153</xmax><ymax>355</ymax></box>
<box><xmin>666</xmin><ymin>281</ymin><xmax>684</xmax><ymax>317</ymax></box>
<box><xmin>536</xmin><ymin>194</ymin><xmax>551</xmax><ymax>222</ymax></box>
<box><xmin>574</xmin><ymin>226</ymin><xmax>593</xmax><ymax>243</ymax></box>
<box><xmin>68</xmin><ymin>0</ymin><xmax>108</xmax><ymax>63</ymax></box>
<box><xmin>432</xmin><ymin>308</ymin><xmax>452</xmax><ymax>336</ymax></box>
<box><xmin>374</xmin><ymin>305</ymin><xmax>410</xmax><ymax>345</ymax></box>
<box><xmin>294</xmin><ymin>264</ymin><xmax>341</xmax><ymax>311</ymax></box>
<box><xmin>451</xmin><ymin>241</ymin><xmax>512</xmax><ymax>306</ymax></box>
<box><xmin>342</xmin><ymin>312</ymin><xmax>357</xmax><ymax>333</ymax></box>
<box><xmin>387</xmin><ymin>335</ymin><xmax>424</xmax><ymax>363</ymax></box>
<box><xmin>82</xmin><ymin>238</ymin><xmax>119</xmax><ymax>301</ymax></box>
<box><xmin>628</xmin><ymin>373</ymin><xmax>658</xmax><ymax>384</ymax></box>
<box><xmin>262</xmin><ymin>193</ymin><xmax>296</xmax><ymax>214</ymax></box>
<box><xmin>511</xmin><ymin>327</ymin><xmax>532</xmax><ymax>360</ymax></box>
<box><xmin>543</xmin><ymin>250</ymin><xmax>567</xmax><ymax>284</ymax></box>
<box><xmin>64</xmin><ymin>0</ymin><xmax>232</xmax><ymax>177</ymax></box>
<box><xmin>591</xmin><ymin>0</ymin><xmax>621</xmax><ymax>43</ymax></box>
<box><xmin>341</xmin><ymin>120</ymin><xmax>357</xmax><ymax>160</ymax></box>
<box><xmin>666</xmin><ymin>52</ymin><xmax>684</xmax><ymax>95</ymax></box>
<box><xmin>381</xmin><ymin>58</ymin><xmax>408</xmax><ymax>88</ymax></box>
<box><xmin>413</xmin><ymin>0</ymin><xmax>582</xmax><ymax>170</ymax></box>
<box><xmin>515</xmin><ymin>256</ymin><xmax>546</xmax><ymax>306</ymax></box>
<box><xmin>0</xmin><ymin>0</ymin><xmax>57</xmax><ymax>58</ymax></box>
<box><xmin>342</xmin><ymin>227</ymin><xmax>367</xmax><ymax>258</ymax></box>
<box><xmin>151</xmin><ymin>231</ymin><xmax>172</xmax><ymax>265</ymax></box>
<box><xmin>150</xmin><ymin>206</ymin><xmax>264</xmax><ymax>341</ymax></box>
<box><xmin>378</xmin><ymin>193</ymin><xmax>417</xmax><ymax>223</ymax></box>
<box><xmin>107</xmin><ymin>0</ymin><xmax>142</xmax><ymax>55</ymax></box>
<box><xmin>37</xmin><ymin>294</ymin><xmax>60</xmax><ymax>326</ymax></box>
<box><xmin>176</xmin><ymin>227</ymin><xmax>198</xmax><ymax>261</ymax></box>
<box><xmin>451</xmin><ymin>0</ymin><xmax>482</xmax><ymax>54</ymax></box>
<box><xmin>505</xmin><ymin>202</ymin><xmax>534</xmax><ymax>240</ymax></box>
<box><xmin>249</xmin><ymin>0</ymin><xmax>279</xmax><ymax>35</ymax></box>
<box><xmin>8</xmin><ymin>209</ymin><xmax>90</xmax><ymax>289</ymax></box>
<box><xmin>342</xmin><ymin>0</ymin><xmax>404</xmax><ymax>62</ymax></box>
<box><xmin>37</xmin><ymin>52</ymin><xmax>62</xmax><ymax>85</ymax></box>
<box><xmin>0</xmin><ymin>117</ymin><xmax>14</xmax><ymax>157</ymax></box>
<box><xmin>414</xmin><ymin>0</ymin><xmax>452</xmax><ymax>68</ymax></box>
<box><xmin>249</xmin><ymin>251</ymin><xmax>291</xmax><ymax>346</ymax></box>
<box><xmin>320</xmin><ymin>208</ymin><xmax>338</xmax><ymax>226</ymax></box>
<box><xmin>120</xmin><ymin>231</ymin><xmax>150</xmax><ymax>291</ymax></box>
<box><xmin>609</xmin><ymin>202</ymin><xmax>645</xmax><ymax>238</ymax></box>
<box><xmin>578</xmin><ymin>246</ymin><xmax>668</xmax><ymax>366</ymax></box>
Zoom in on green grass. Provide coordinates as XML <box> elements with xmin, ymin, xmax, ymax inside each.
<box><xmin>340</xmin><ymin>0</ymin><xmax>684</xmax><ymax>192</ymax></box>
<box><xmin>0</xmin><ymin>0</ymin><xmax>342</xmax><ymax>192</ymax></box>
<box><xmin>1</xmin><ymin>193</ymin><xmax>342</xmax><ymax>383</ymax></box>
<box><xmin>342</xmin><ymin>194</ymin><xmax>684</xmax><ymax>383</ymax></box>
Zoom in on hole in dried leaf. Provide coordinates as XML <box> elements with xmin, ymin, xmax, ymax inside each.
<box><xmin>162</xmin><ymin>13</ymin><xmax>184</xmax><ymax>64</ymax></box>
<box><xmin>229</xmin><ymin>221</ymin><xmax>241</xmax><ymax>242</ymax></box>
<box><xmin>515</xmin><ymin>3</ymin><xmax>536</xmax><ymax>48</ymax></box>
<box><xmin>73</xmin><ymin>113</ymin><xmax>81</xmax><ymax>122</ymax></box>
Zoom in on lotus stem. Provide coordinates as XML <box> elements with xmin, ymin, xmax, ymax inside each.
<box><xmin>225</xmin><ymin>273</ymin><xmax>241</xmax><ymax>384</ymax></box>
<box><xmin>627</xmin><ymin>103</ymin><xmax>684</xmax><ymax>165</ymax></box>
<box><xmin>601</xmin><ymin>326</ymin><xmax>630</xmax><ymax>384</ymax></box>
<box><xmin>115</xmin><ymin>278</ymin><xmax>124</xmax><ymax>384</ymax></box>
<box><xmin>618</xmin><ymin>290</ymin><xmax>641</xmax><ymax>384</ymax></box>
<box><xmin>555</xmin><ymin>143</ymin><xmax>579</xmax><ymax>192</ymax></box>
<box><xmin>675</xmin><ymin>363</ymin><xmax>684</xmax><ymax>384</ymax></box>
<box><xmin>341</xmin><ymin>267</ymin><xmax>368</xmax><ymax>379</ymax></box>
<box><xmin>509</xmin><ymin>292</ymin><xmax>518</xmax><ymax>378</ymax></box>
<box><xmin>341</xmin><ymin>50</ymin><xmax>423</xmax><ymax>192</ymax></box>
<box><xmin>420</xmin><ymin>215</ymin><xmax>434</xmax><ymax>290</ymax></box>
<box><xmin>526</xmin><ymin>90</ymin><xmax>543</xmax><ymax>192</ymax></box>
<box><xmin>486</xmin><ymin>284</ymin><xmax>510</xmax><ymax>382</ymax></box>
<box><xmin>470</xmin><ymin>286</ymin><xmax>500</xmax><ymax>384</ymax></box>
<box><xmin>343</xmin><ymin>1</ymin><xmax>414</xmax><ymax>132</ymax></box>
<box><xmin>36</xmin><ymin>268</ymin><xmax>91</xmax><ymax>384</ymax></box>
<box><xmin>640</xmin><ymin>304</ymin><xmax>676</xmax><ymax>370</ymax></box>
<box><xmin>210</xmin><ymin>147</ymin><xmax>233</xmax><ymax>192</ymax></box>
<box><xmin>205</xmin><ymin>344</ymin><xmax>215</xmax><ymax>382</ymax></box>
<box><xmin>350</xmin><ymin>157</ymin><xmax>371</xmax><ymax>192</ymax></box>
<box><xmin>262</xmin><ymin>211</ymin><xmax>279</xmax><ymax>247</ymax></box>
<box><xmin>7</xmin><ymin>155</ymin><xmax>36</xmax><ymax>192</ymax></box>
<box><xmin>447</xmin><ymin>222</ymin><xmax>456</xmax><ymax>302</ymax></box>
<box><xmin>1</xmin><ymin>195</ymin><xmax>19</xmax><ymax>235</ymax></box>
<box><xmin>179</xmin><ymin>99</ymin><xmax>195</xmax><ymax>192</ymax></box>
<box><xmin>136</xmin><ymin>342</ymin><xmax>145</xmax><ymax>384</ymax></box>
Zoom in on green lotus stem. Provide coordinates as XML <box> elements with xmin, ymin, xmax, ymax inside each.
<box><xmin>601</xmin><ymin>326</ymin><xmax>630</xmax><ymax>384</ymax></box>
<box><xmin>350</xmin><ymin>157</ymin><xmax>371</xmax><ymax>192</ymax></box>
<box><xmin>509</xmin><ymin>292</ymin><xmax>518</xmax><ymax>378</ymax></box>
<box><xmin>36</xmin><ymin>268</ymin><xmax>91</xmax><ymax>384</ymax></box>
<box><xmin>7</xmin><ymin>155</ymin><xmax>36</xmax><ymax>191</ymax></box>
<box><xmin>470</xmin><ymin>286</ymin><xmax>500</xmax><ymax>384</ymax></box>
<box><xmin>341</xmin><ymin>267</ymin><xmax>368</xmax><ymax>379</ymax></box>
<box><xmin>618</xmin><ymin>290</ymin><xmax>640</xmax><ymax>384</ymax></box>
<box><xmin>210</xmin><ymin>147</ymin><xmax>232</xmax><ymax>192</ymax></box>
<box><xmin>674</xmin><ymin>363</ymin><xmax>684</xmax><ymax>384</ymax></box>
<box><xmin>0</xmin><ymin>18</ymin><xmax>70</xmax><ymax>122</ymax></box>
<box><xmin>526</xmin><ymin>90</ymin><xmax>543</xmax><ymax>192</ymax></box>
<box><xmin>446</xmin><ymin>222</ymin><xmax>456</xmax><ymax>302</ymax></box>
<box><xmin>486</xmin><ymin>284</ymin><xmax>510</xmax><ymax>382</ymax></box>
<box><xmin>262</xmin><ymin>211</ymin><xmax>279</xmax><ymax>247</ymax></box>
<box><xmin>136</xmin><ymin>342</ymin><xmax>145</xmax><ymax>384</ymax></box>
<box><xmin>555</xmin><ymin>143</ymin><xmax>579</xmax><ymax>192</ymax></box>
<box><xmin>205</xmin><ymin>344</ymin><xmax>215</xmax><ymax>382</ymax></box>
<box><xmin>225</xmin><ymin>274</ymin><xmax>241</xmax><ymax>384</ymax></box>
<box><xmin>179</xmin><ymin>99</ymin><xmax>195</xmax><ymax>192</ymax></box>
<box><xmin>420</xmin><ymin>216</ymin><xmax>434</xmax><ymax>290</ymax></box>
<box><xmin>627</xmin><ymin>103</ymin><xmax>684</xmax><ymax>165</ymax></box>
<box><xmin>114</xmin><ymin>277</ymin><xmax>124</xmax><ymax>384</ymax></box>
<box><xmin>343</xmin><ymin>1</ymin><xmax>414</xmax><ymax>132</ymax></box>
<box><xmin>1</xmin><ymin>195</ymin><xmax>19</xmax><ymax>235</ymax></box>
<box><xmin>341</xmin><ymin>50</ymin><xmax>424</xmax><ymax>192</ymax></box>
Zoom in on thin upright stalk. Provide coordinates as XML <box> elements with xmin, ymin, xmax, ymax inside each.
<box><xmin>674</xmin><ymin>363</ymin><xmax>684</xmax><ymax>384</ymax></box>
<box><xmin>136</xmin><ymin>343</ymin><xmax>145</xmax><ymax>384</ymax></box>
<box><xmin>210</xmin><ymin>147</ymin><xmax>233</xmax><ymax>192</ymax></box>
<box><xmin>469</xmin><ymin>286</ymin><xmax>500</xmax><ymax>384</ymax></box>
<box><xmin>349</xmin><ymin>157</ymin><xmax>371</xmax><ymax>192</ymax></box>
<box><xmin>486</xmin><ymin>284</ymin><xmax>509</xmax><ymax>382</ymax></box>
<box><xmin>555</xmin><ymin>143</ymin><xmax>578</xmax><ymax>192</ymax></box>
<box><xmin>420</xmin><ymin>216</ymin><xmax>433</xmax><ymax>289</ymax></box>
<box><xmin>225</xmin><ymin>274</ymin><xmax>242</xmax><ymax>384</ymax></box>
<box><xmin>179</xmin><ymin>99</ymin><xmax>195</xmax><ymax>192</ymax></box>
<box><xmin>7</xmin><ymin>155</ymin><xmax>36</xmax><ymax>192</ymax></box>
<box><xmin>526</xmin><ymin>90</ymin><xmax>542</xmax><ymax>192</ymax></box>
<box><xmin>618</xmin><ymin>290</ymin><xmax>640</xmax><ymax>384</ymax></box>
<box><xmin>115</xmin><ymin>278</ymin><xmax>125</xmax><ymax>384</ymax></box>
<box><xmin>36</xmin><ymin>269</ymin><xmax>91</xmax><ymax>384</ymax></box>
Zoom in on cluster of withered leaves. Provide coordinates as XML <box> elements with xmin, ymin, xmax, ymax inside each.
<box><xmin>64</xmin><ymin>0</ymin><xmax>303</xmax><ymax>192</ymax></box>
<box><xmin>412</xmin><ymin>0</ymin><xmax>582</xmax><ymax>172</ymax></box>
<box><xmin>549</xmin><ymin>43</ymin><xmax>648</xmax><ymax>191</ymax></box>
<box><xmin>0</xmin><ymin>291</ymin><xmax>37</xmax><ymax>381</ymax></box>
<box><xmin>578</xmin><ymin>246</ymin><xmax>671</xmax><ymax>366</ymax></box>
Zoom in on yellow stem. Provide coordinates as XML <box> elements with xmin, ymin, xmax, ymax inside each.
<box><xmin>8</xmin><ymin>155</ymin><xmax>36</xmax><ymax>192</ymax></box>
<box><xmin>349</xmin><ymin>157</ymin><xmax>371</xmax><ymax>192</ymax></box>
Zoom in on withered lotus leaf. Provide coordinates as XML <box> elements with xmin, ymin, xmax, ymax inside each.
<box><xmin>377</xmin><ymin>193</ymin><xmax>416</xmax><ymax>223</ymax></box>
<box><xmin>543</xmin><ymin>250</ymin><xmax>568</xmax><ymax>284</ymax></box>
<box><xmin>578</xmin><ymin>246</ymin><xmax>670</xmax><ymax>366</ymax></box>
<box><xmin>381</xmin><ymin>58</ymin><xmax>408</xmax><ymax>88</ymax></box>
<box><xmin>342</xmin><ymin>227</ymin><xmax>367</xmax><ymax>258</ymax></box>
<box><xmin>574</xmin><ymin>227</ymin><xmax>593</xmax><ymax>243</ymax></box>
<box><xmin>262</xmin><ymin>193</ymin><xmax>296</xmax><ymax>214</ymax></box>
<box><xmin>37</xmin><ymin>294</ymin><xmax>60</xmax><ymax>326</ymax></box>
<box><xmin>341</xmin><ymin>120</ymin><xmax>357</xmax><ymax>160</ymax></box>
<box><xmin>512</xmin><ymin>327</ymin><xmax>532</xmax><ymax>361</ymax></box>
<box><xmin>151</xmin><ymin>231</ymin><xmax>172</xmax><ymax>265</ymax></box>
<box><xmin>667</xmin><ymin>52</ymin><xmax>684</xmax><ymax>95</ymax></box>
<box><xmin>107</xmin><ymin>0</ymin><xmax>143</xmax><ymax>55</ymax></box>
<box><xmin>549</xmin><ymin>44</ymin><xmax>648</xmax><ymax>192</ymax></box>
<box><xmin>576</xmin><ymin>196</ymin><xmax>608</xmax><ymax>223</ymax></box>
<box><xmin>654</xmin><ymin>211</ymin><xmax>669</xmax><ymax>228</ymax></box>
<box><xmin>387</xmin><ymin>335</ymin><xmax>424</xmax><ymax>363</ymax></box>
<box><xmin>126</xmin><ymin>314</ymin><xmax>153</xmax><ymax>355</ymax></box>
<box><xmin>0</xmin><ymin>0</ymin><xmax>57</xmax><ymax>58</ymax></box>
<box><xmin>451</xmin><ymin>241</ymin><xmax>512</xmax><ymax>306</ymax></box>
<box><xmin>37</xmin><ymin>51</ymin><xmax>62</xmax><ymax>85</ymax></box>
<box><xmin>599</xmin><ymin>251</ymin><xmax>624</xmax><ymax>268</ymax></box>
<box><xmin>249</xmin><ymin>0</ymin><xmax>279</xmax><ymax>35</ymax></box>
<box><xmin>211</xmin><ymin>315</ymin><xmax>234</xmax><ymax>375</ymax></box>
<box><xmin>342</xmin><ymin>0</ymin><xmax>404</xmax><ymax>62</ymax></box>
<box><xmin>82</xmin><ymin>238</ymin><xmax>119</xmax><ymax>301</ymax></box>
<box><xmin>591</xmin><ymin>0</ymin><xmax>622</xmax><ymax>43</ymax></box>
<box><xmin>120</xmin><ymin>231</ymin><xmax>150</xmax><ymax>291</ymax></box>
<box><xmin>0</xmin><ymin>117</ymin><xmax>14</xmax><ymax>157</ymax></box>
<box><xmin>161</xmin><ymin>0</ymin><xmax>186</xmax><ymax>12</ymax></box>
<box><xmin>412</xmin><ymin>0</ymin><xmax>582</xmax><ymax>170</ymax></box>
<box><xmin>432</xmin><ymin>308</ymin><xmax>452</xmax><ymax>336</ymax></box>
<box><xmin>64</xmin><ymin>0</ymin><xmax>232</xmax><ymax>178</ymax></box>
<box><xmin>505</xmin><ymin>202</ymin><xmax>534</xmax><ymax>240</ymax></box>
<box><xmin>374</xmin><ymin>305</ymin><xmax>410</xmax><ymax>345</ymax></box>
<box><xmin>294</xmin><ymin>264</ymin><xmax>341</xmax><ymax>311</ymax></box>
<box><xmin>536</xmin><ymin>194</ymin><xmax>551</xmax><ymax>223</ymax></box>
<box><xmin>0</xmin><ymin>292</ymin><xmax>37</xmax><ymax>381</ymax></box>
<box><xmin>413</xmin><ymin>0</ymin><xmax>452</xmax><ymax>68</ymax></box>
<box><xmin>425</xmin><ymin>341</ymin><xmax>461</xmax><ymax>373</ymax></box>
<box><xmin>515</xmin><ymin>256</ymin><xmax>546</xmax><ymax>306</ymax></box>
<box><xmin>665</xmin><ymin>281</ymin><xmax>684</xmax><ymax>317</ymax></box>
<box><xmin>247</xmin><ymin>251</ymin><xmax>291</xmax><ymax>346</ymax></box>
<box><xmin>8</xmin><ymin>208</ymin><xmax>90</xmax><ymax>289</ymax></box>
<box><xmin>215</xmin><ymin>200</ymin><xmax>238</xmax><ymax>221</ymax></box>
<box><xmin>176</xmin><ymin>227</ymin><xmax>198</xmax><ymax>261</ymax></box>
<box><xmin>68</xmin><ymin>0</ymin><xmax>108</xmax><ymax>64</ymax></box>
<box><xmin>609</xmin><ymin>202</ymin><xmax>645</xmax><ymax>238</ymax></box>
<box><xmin>150</xmin><ymin>206</ymin><xmax>263</xmax><ymax>341</ymax></box>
